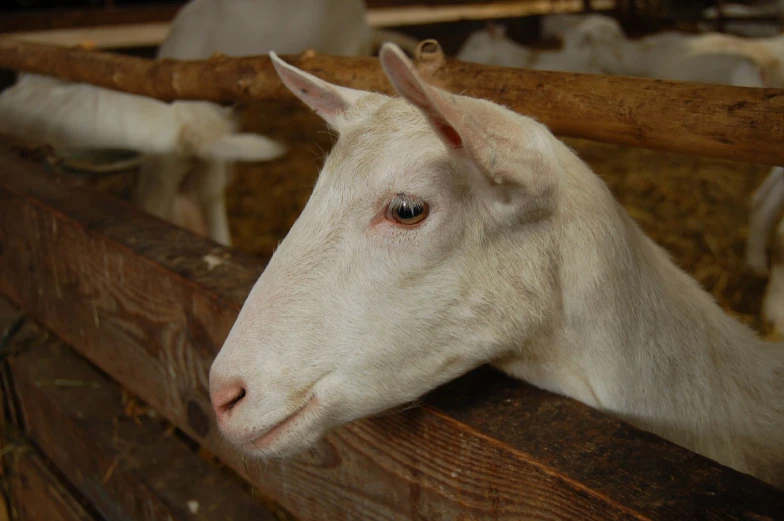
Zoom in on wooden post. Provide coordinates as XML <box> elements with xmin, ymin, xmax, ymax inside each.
<box><xmin>0</xmin><ymin>141</ymin><xmax>782</xmax><ymax>520</ymax></box>
<box><xmin>0</xmin><ymin>39</ymin><xmax>781</xmax><ymax>165</ymax></box>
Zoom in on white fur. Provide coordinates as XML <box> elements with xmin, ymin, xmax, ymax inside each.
<box><xmin>209</xmin><ymin>44</ymin><xmax>784</xmax><ymax>488</ymax></box>
<box><xmin>158</xmin><ymin>0</ymin><xmax>375</xmax><ymax>59</ymax></box>
<box><xmin>158</xmin><ymin>0</ymin><xmax>419</xmax><ymax>59</ymax></box>
<box><xmin>541</xmin><ymin>13</ymin><xmax>626</xmax><ymax>50</ymax></box>
<box><xmin>0</xmin><ymin>0</ymin><xmax>420</xmax><ymax>245</ymax></box>
<box><xmin>0</xmin><ymin>73</ymin><xmax>285</xmax><ymax>245</ymax></box>
<box><xmin>564</xmin><ymin>25</ymin><xmax>784</xmax><ymax>322</ymax></box>
<box><xmin>591</xmin><ymin>31</ymin><xmax>784</xmax><ymax>87</ymax></box>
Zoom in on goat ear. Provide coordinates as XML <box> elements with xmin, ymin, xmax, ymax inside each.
<box><xmin>379</xmin><ymin>43</ymin><xmax>558</xmax><ymax>199</ymax></box>
<box><xmin>270</xmin><ymin>52</ymin><xmax>366</xmax><ymax>127</ymax></box>
<box><xmin>379</xmin><ymin>43</ymin><xmax>465</xmax><ymax>150</ymax></box>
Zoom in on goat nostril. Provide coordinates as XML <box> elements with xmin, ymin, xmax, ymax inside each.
<box><xmin>213</xmin><ymin>384</ymin><xmax>247</xmax><ymax>418</ymax></box>
<box><xmin>225</xmin><ymin>388</ymin><xmax>246</xmax><ymax>410</ymax></box>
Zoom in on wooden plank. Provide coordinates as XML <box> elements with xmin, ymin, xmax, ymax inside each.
<box><xmin>0</xmin><ymin>142</ymin><xmax>782</xmax><ymax>520</ymax></box>
<box><xmin>0</xmin><ymin>292</ymin><xmax>23</xmax><ymax>521</ymax></box>
<box><xmin>0</xmin><ymin>41</ymin><xmax>780</xmax><ymax>165</ymax></box>
<box><xmin>0</xmin><ymin>1</ymin><xmax>574</xmax><ymax>35</ymax></box>
<box><xmin>3</xmin><ymin>23</ymin><xmax>172</xmax><ymax>51</ymax></box>
<box><xmin>0</xmin><ymin>4</ymin><xmax>184</xmax><ymax>34</ymax></box>
<box><xmin>2</xmin><ymin>299</ymin><xmax>282</xmax><ymax>521</ymax></box>
<box><xmin>366</xmin><ymin>0</ymin><xmax>615</xmax><ymax>27</ymax></box>
<box><xmin>0</xmin><ymin>0</ymin><xmax>615</xmax><ymax>42</ymax></box>
<box><xmin>1</xmin><ymin>0</ymin><xmax>614</xmax><ymax>49</ymax></box>
<box><xmin>4</xmin><ymin>441</ymin><xmax>98</xmax><ymax>521</ymax></box>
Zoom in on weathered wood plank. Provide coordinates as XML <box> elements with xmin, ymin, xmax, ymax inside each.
<box><xmin>0</xmin><ymin>296</ymin><xmax>22</xmax><ymax>521</ymax></box>
<box><xmin>2</xmin><ymin>300</ymin><xmax>282</xmax><ymax>521</ymax></box>
<box><xmin>0</xmin><ymin>39</ymin><xmax>781</xmax><ymax>165</ymax></box>
<box><xmin>0</xmin><ymin>143</ymin><xmax>783</xmax><ymax>520</ymax></box>
<box><xmin>4</xmin><ymin>441</ymin><xmax>98</xmax><ymax>521</ymax></box>
<box><xmin>0</xmin><ymin>5</ymin><xmax>183</xmax><ymax>34</ymax></box>
<box><xmin>0</xmin><ymin>0</ymin><xmax>607</xmax><ymax>38</ymax></box>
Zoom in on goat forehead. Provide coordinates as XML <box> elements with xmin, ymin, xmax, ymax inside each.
<box><xmin>324</xmin><ymin>98</ymin><xmax>446</xmax><ymax>186</ymax></box>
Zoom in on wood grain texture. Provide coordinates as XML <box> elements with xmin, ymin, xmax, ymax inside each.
<box><xmin>0</xmin><ymin>40</ymin><xmax>781</xmax><ymax>165</ymax></box>
<box><xmin>4</xmin><ymin>443</ymin><xmax>98</xmax><ymax>521</ymax></box>
<box><xmin>2</xmin><ymin>301</ymin><xmax>280</xmax><ymax>521</ymax></box>
<box><xmin>0</xmin><ymin>143</ymin><xmax>783</xmax><ymax>520</ymax></box>
<box><xmin>0</xmin><ymin>289</ymin><xmax>22</xmax><ymax>521</ymax></box>
<box><xmin>0</xmin><ymin>4</ymin><xmax>183</xmax><ymax>34</ymax></box>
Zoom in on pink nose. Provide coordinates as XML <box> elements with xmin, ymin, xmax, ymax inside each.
<box><xmin>211</xmin><ymin>380</ymin><xmax>247</xmax><ymax>422</ymax></box>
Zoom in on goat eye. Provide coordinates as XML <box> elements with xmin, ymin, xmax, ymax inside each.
<box><xmin>386</xmin><ymin>194</ymin><xmax>429</xmax><ymax>226</ymax></box>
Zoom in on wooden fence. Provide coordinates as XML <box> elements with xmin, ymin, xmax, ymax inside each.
<box><xmin>0</xmin><ymin>30</ymin><xmax>783</xmax><ymax>521</ymax></box>
<box><xmin>0</xmin><ymin>39</ymin><xmax>782</xmax><ymax>165</ymax></box>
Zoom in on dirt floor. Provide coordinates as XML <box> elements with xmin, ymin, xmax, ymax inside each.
<box><xmin>229</xmin><ymin>100</ymin><xmax>774</xmax><ymax>335</ymax></box>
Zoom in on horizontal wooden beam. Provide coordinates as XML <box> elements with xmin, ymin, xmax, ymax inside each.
<box><xmin>366</xmin><ymin>0</ymin><xmax>615</xmax><ymax>27</ymax></box>
<box><xmin>0</xmin><ymin>141</ymin><xmax>782</xmax><ymax>520</ymax></box>
<box><xmin>0</xmin><ymin>1</ymin><xmax>613</xmax><ymax>47</ymax></box>
<box><xmin>0</xmin><ymin>4</ymin><xmax>183</xmax><ymax>34</ymax></box>
<box><xmin>0</xmin><ymin>40</ymin><xmax>781</xmax><ymax>165</ymax></box>
<box><xmin>3</xmin><ymin>23</ymin><xmax>172</xmax><ymax>51</ymax></box>
<box><xmin>3</xmin><ymin>439</ymin><xmax>99</xmax><ymax>521</ymax></box>
<box><xmin>0</xmin><ymin>298</ymin><xmax>280</xmax><ymax>521</ymax></box>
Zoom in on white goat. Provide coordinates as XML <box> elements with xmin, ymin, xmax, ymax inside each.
<box><xmin>209</xmin><ymin>43</ymin><xmax>784</xmax><ymax>488</ymax></box>
<box><xmin>571</xmin><ymin>27</ymin><xmax>784</xmax><ymax>326</ymax></box>
<box><xmin>456</xmin><ymin>24</ymin><xmax>605</xmax><ymax>73</ymax></box>
<box><xmin>0</xmin><ymin>0</ymin><xmax>419</xmax><ymax>246</ymax></box>
<box><xmin>530</xmin><ymin>14</ymin><xmax>784</xmax><ymax>334</ymax></box>
<box><xmin>0</xmin><ymin>73</ymin><xmax>284</xmax><ymax>244</ymax></box>
<box><xmin>158</xmin><ymin>0</ymin><xmax>420</xmax><ymax>59</ymax></box>
<box><xmin>591</xmin><ymin>31</ymin><xmax>784</xmax><ymax>87</ymax></box>
<box><xmin>749</xmin><ymin>167</ymin><xmax>784</xmax><ymax>333</ymax></box>
<box><xmin>541</xmin><ymin>12</ymin><xmax>627</xmax><ymax>50</ymax></box>
<box><xmin>147</xmin><ymin>0</ymin><xmax>417</xmax><ymax>243</ymax></box>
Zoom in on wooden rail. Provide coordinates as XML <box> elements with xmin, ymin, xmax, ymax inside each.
<box><xmin>0</xmin><ymin>297</ymin><xmax>281</xmax><ymax>521</ymax></box>
<box><xmin>4</xmin><ymin>442</ymin><xmax>99</xmax><ymax>521</ymax></box>
<box><xmin>0</xmin><ymin>39</ymin><xmax>781</xmax><ymax>165</ymax></box>
<box><xmin>0</xmin><ymin>1</ymin><xmax>615</xmax><ymax>48</ymax></box>
<box><xmin>0</xmin><ymin>142</ymin><xmax>782</xmax><ymax>520</ymax></box>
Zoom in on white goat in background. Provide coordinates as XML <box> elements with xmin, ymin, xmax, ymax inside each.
<box><xmin>159</xmin><ymin>0</ymin><xmax>420</xmax><ymax>60</ymax></box>
<box><xmin>541</xmin><ymin>12</ymin><xmax>627</xmax><ymax>50</ymax></box>
<box><xmin>456</xmin><ymin>19</ymin><xmax>622</xmax><ymax>73</ymax></box>
<box><xmin>0</xmin><ymin>0</ymin><xmax>419</xmax><ymax>246</ymax></box>
<box><xmin>0</xmin><ymin>73</ymin><xmax>285</xmax><ymax>244</ymax></box>
<box><xmin>209</xmin><ymin>43</ymin><xmax>784</xmax><ymax>489</ymax></box>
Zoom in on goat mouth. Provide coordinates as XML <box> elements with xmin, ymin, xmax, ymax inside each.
<box><xmin>245</xmin><ymin>395</ymin><xmax>319</xmax><ymax>451</ymax></box>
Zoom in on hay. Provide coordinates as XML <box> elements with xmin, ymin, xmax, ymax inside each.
<box><xmin>229</xmin><ymin>101</ymin><xmax>773</xmax><ymax>334</ymax></box>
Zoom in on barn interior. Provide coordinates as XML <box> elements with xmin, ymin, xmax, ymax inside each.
<box><xmin>0</xmin><ymin>1</ymin><xmax>783</xmax><ymax>520</ymax></box>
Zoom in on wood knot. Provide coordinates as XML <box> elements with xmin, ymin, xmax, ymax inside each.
<box><xmin>415</xmin><ymin>39</ymin><xmax>446</xmax><ymax>77</ymax></box>
<box><xmin>187</xmin><ymin>398</ymin><xmax>211</xmax><ymax>438</ymax></box>
<box><xmin>416</xmin><ymin>40</ymin><xmax>445</xmax><ymax>63</ymax></box>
